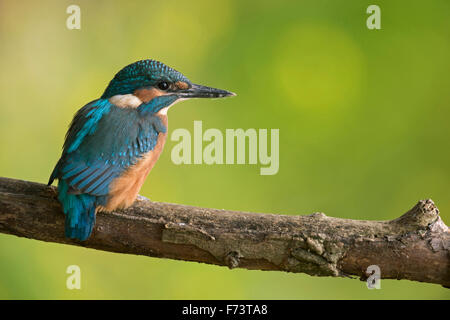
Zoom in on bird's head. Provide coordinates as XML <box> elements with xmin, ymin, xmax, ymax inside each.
<box><xmin>101</xmin><ymin>59</ymin><xmax>235</xmax><ymax>113</ymax></box>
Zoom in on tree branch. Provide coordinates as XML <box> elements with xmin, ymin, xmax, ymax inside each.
<box><xmin>0</xmin><ymin>177</ymin><xmax>448</xmax><ymax>287</ymax></box>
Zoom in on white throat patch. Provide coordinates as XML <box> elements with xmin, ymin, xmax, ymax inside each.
<box><xmin>157</xmin><ymin>98</ymin><xmax>188</xmax><ymax>116</ymax></box>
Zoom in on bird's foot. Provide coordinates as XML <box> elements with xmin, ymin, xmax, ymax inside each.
<box><xmin>137</xmin><ymin>194</ymin><xmax>151</xmax><ymax>202</ymax></box>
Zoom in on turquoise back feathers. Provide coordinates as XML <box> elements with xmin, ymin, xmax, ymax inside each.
<box><xmin>48</xmin><ymin>97</ymin><xmax>167</xmax><ymax>240</ymax></box>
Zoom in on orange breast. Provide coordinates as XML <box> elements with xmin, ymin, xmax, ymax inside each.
<box><xmin>100</xmin><ymin>115</ymin><xmax>168</xmax><ymax>211</ymax></box>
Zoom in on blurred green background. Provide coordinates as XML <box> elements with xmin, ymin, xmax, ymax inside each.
<box><xmin>0</xmin><ymin>0</ymin><xmax>449</xmax><ymax>299</ymax></box>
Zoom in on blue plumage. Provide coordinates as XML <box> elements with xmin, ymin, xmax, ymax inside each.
<box><xmin>58</xmin><ymin>180</ymin><xmax>97</xmax><ymax>241</ymax></box>
<box><xmin>102</xmin><ymin>60</ymin><xmax>189</xmax><ymax>99</ymax></box>
<box><xmin>48</xmin><ymin>59</ymin><xmax>234</xmax><ymax>241</ymax></box>
<box><xmin>49</xmin><ymin>99</ymin><xmax>166</xmax><ymax>239</ymax></box>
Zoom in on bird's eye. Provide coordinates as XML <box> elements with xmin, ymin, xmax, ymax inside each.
<box><xmin>157</xmin><ymin>81</ymin><xmax>170</xmax><ymax>90</ymax></box>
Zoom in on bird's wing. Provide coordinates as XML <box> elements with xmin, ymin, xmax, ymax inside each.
<box><xmin>48</xmin><ymin>99</ymin><xmax>166</xmax><ymax>196</ymax></box>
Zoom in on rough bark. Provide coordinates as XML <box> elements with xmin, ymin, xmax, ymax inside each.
<box><xmin>0</xmin><ymin>177</ymin><xmax>448</xmax><ymax>287</ymax></box>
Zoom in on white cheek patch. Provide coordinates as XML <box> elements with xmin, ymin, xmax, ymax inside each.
<box><xmin>109</xmin><ymin>94</ymin><xmax>143</xmax><ymax>108</ymax></box>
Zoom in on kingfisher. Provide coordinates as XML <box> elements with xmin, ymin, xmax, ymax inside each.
<box><xmin>48</xmin><ymin>59</ymin><xmax>235</xmax><ymax>241</ymax></box>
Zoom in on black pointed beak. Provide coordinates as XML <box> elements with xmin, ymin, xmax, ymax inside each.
<box><xmin>177</xmin><ymin>83</ymin><xmax>236</xmax><ymax>99</ymax></box>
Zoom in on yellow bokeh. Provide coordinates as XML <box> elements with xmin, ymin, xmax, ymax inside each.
<box><xmin>275</xmin><ymin>24</ymin><xmax>364</xmax><ymax>111</ymax></box>
<box><xmin>0</xmin><ymin>0</ymin><xmax>449</xmax><ymax>300</ymax></box>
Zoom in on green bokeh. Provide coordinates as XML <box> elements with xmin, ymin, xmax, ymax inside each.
<box><xmin>0</xmin><ymin>0</ymin><xmax>449</xmax><ymax>299</ymax></box>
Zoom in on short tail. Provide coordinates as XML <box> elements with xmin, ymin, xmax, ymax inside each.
<box><xmin>58</xmin><ymin>180</ymin><xmax>97</xmax><ymax>241</ymax></box>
